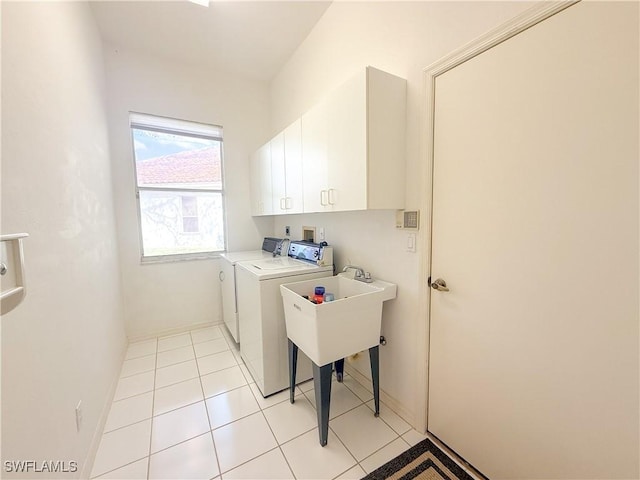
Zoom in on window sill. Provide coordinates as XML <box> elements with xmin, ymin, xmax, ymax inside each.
<box><xmin>140</xmin><ymin>251</ymin><xmax>224</xmax><ymax>265</ymax></box>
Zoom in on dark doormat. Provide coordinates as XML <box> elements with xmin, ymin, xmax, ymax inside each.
<box><xmin>362</xmin><ymin>438</ymin><xmax>475</xmax><ymax>480</ymax></box>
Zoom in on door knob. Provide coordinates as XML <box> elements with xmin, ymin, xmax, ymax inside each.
<box><xmin>430</xmin><ymin>278</ymin><xmax>449</xmax><ymax>292</ymax></box>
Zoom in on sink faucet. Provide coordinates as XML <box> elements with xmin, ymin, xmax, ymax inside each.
<box><xmin>342</xmin><ymin>265</ymin><xmax>374</xmax><ymax>283</ymax></box>
<box><xmin>273</xmin><ymin>238</ymin><xmax>288</xmax><ymax>257</ymax></box>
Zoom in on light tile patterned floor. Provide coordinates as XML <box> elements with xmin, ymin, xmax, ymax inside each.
<box><xmin>91</xmin><ymin>325</ymin><xmax>429</xmax><ymax>479</ymax></box>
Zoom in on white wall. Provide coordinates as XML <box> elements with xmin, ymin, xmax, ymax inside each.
<box><xmin>1</xmin><ymin>2</ymin><xmax>126</xmax><ymax>477</ymax></box>
<box><xmin>269</xmin><ymin>1</ymin><xmax>533</xmax><ymax>427</ymax></box>
<box><xmin>103</xmin><ymin>47</ymin><xmax>272</xmax><ymax>339</ymax></box>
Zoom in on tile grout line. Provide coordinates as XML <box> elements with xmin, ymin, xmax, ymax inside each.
<box><xmin>190</xmin><ymin>329</ymin><xmax>224</xmax><ymax>480</ymax></box>
<box><xmin>332</xmin><ymin>463</ymin><xmax>363</xmax><ymax>480</ymax></box>
<box><xmin>270</xmin><ymin>381</ymin><xmax>363</xmax><ymax>479</ymax></box>
<box><xmin>145</xmin><ymin>337</ymin><xmax>158</xmax><ymax>480</ymax></box>
<box><xmin>248</xmin><ymin>378</ymin><xmax>298</xmax><ymax>479</ymax></box>
<box><xmin>93</xmin><ymin>457</ymin><xmax>147</xmax><ymax>479</ymax></box>
<box><xmin>220</xmin><ymin>446</ymin><xmax>287</xmax><ymax>479</ymax></box>
<box><xmin>318</xmin><ymin>377</ymin><xmax>406</xmax><ymax>477</ymax></box>
<box><xmin>233</xmin><ymin>364</ymin><xmax>404</xmax><ymax>477</ymax></box>
<box><xmin>91</xmin><ymin>340</ymin><xmax>156</xmax><ymax>478</ymax></box>
<box><xmin>156</xmin><ymin>332</ymin><xmax>194</xmax><ymax>354</ymax></box>
<box><xmin>363</xmin><ymin>401</ymin><xmax>413</xmax><ymax>437</ymax></box>
<box><xmin>120</xmin><ymin>354</ymin><xmax>156</xmax><ymax>379</ymax></box>
<box><xmin>122</xmin><ymin>328</ymin><xmax>411</xmax><ymax>479</ymax></box>
<box><xmin>232</xmin><ymin>339</ymin><xmax>327</xmax><ymax>478</ymax></box>
<box><xmin>101</xmin><ymin>414</ymin><xmax>153</xmax><ymax>437</ymax></box>
<box><xmin>154</xmin><ymin>353</ymin><xmax>239</xmax><ymax>391</ymax></box>
<box><xmin>112</xmin><ymin>381</ymin><xmax>154</xmax><ymax>403</ymax></box>
<box><xmin>355</xmin><ymin>435</ymin><xmax>408</xmax><ymax>476</ymax></box>
<box><xmin>155</xmin><ymin>327</ymin><xmax>227</xmax><ymax>354</ymax></box>
<box><xmin>96</xmin><ymin>329</ymin><xmax>253</xmax><ymax>479</ymax></box>
<box><xmin>326</xmin><ymin>424</ymin><xmax>359</xmax><ymax>479</ymax></box>
<box><xmin>303</xmin><ymin>382</ymin><xmax>363</xmax><ymax>478</ymax></box>
<box><xmin>101</xmin><ymin>389</ymin><xmax>155</xmax><ymax>433</ymax></box>
<box><xmin>300</xmin><ymin>380</ymin><xmax>368</xmax><ymax>424</ymax></box>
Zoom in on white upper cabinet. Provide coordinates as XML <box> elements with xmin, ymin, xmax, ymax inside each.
<box><xmin>271</xmin><ymin>131</ymin><xmax>286</xmax><ymax>213</ymax></box>
<box><xmin>301</xmin><ymin>66</ymin><xmax>406</xmax><ymax>213</ymax></box>
<box><xmin>251</xmin><ymin>66</ymin><xmax>406</xmax><ymax>216</ymax></box>
<box><xmin>283</xmin><ymin>120</ymin><xmax>303</xmax><ymax>214</ymax></box>
<box><xmin>326</xmin><ymin>69</ymin><xmax>367</xmax><ymax>211</ymax></box>
<box><xmin>250</xmin><ymin>142</ymin><xmax>273</xmax><ymax>216</ymax></box>
<box><xmin>272</xmin><ymin>119</ymin><xmax>303</xmax><ymax>215</ymax></box>
<box><xmin>249</xmin><ymin>149</ymin><xmax>261</xmax><ymax>216</ymax></box>
<box><xmin>301</xmin><ymin>98</ymin><xmax>329</xmax><ymax>212</ymax></box>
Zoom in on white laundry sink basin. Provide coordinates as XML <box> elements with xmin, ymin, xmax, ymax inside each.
<box><xmin>280</xmin><ymin>273</ymin><xmax>397</xmax><ymax>366</ymax></box>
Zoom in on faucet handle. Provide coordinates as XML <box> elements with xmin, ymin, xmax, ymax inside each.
<box><xmin>342</xmin><ymin>265</ymin><xmax>373</xmax><ymax>282</ymax></box>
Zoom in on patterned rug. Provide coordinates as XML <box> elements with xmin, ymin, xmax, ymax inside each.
<box><xmin>362</xmin><ymin>438</ymin><xmax>475</xmax><ymax>480</ymax></box>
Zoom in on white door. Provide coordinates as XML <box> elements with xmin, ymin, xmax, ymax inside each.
<box><xmin>428</xmin><ymin>3</ymin><xmax>639</xmax><ymax>479</ymax></box>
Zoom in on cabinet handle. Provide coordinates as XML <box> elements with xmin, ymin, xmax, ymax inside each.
<box><xmin>328</xmin><ymin>188</ymin><xmax>336</xmax><ymax>205</ymax></box>
<box><xmin>285</xmin><ymin>197</ymin><xmax>292</xmax><ymax>209</ymax></box>
<box><xmin>320</xmin><ymin>190</ymin><xmax>328</xmax><ymax>206</ymax></box>
<box><xmin>219</xmin><ymin>271</ymin><xmax>225</xmax><ymax>282</ymax></box>
<box><xmin>280</xmin><ymin>198</ymin><xmax>286</xmax><ymax>210</ymax></box>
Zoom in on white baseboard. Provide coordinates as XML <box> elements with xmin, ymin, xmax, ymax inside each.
<box><xmin>127</xmin><ymin>321</ymin><xmax>222</xmax><ymax>343</ymax></box>
<box><xmin>79</xmin><ymin>342</ymin><xmax>128</xmax><ymax>479</ymax></box>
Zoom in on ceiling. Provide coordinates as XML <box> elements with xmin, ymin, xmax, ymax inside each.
<box><xmin>90</xmin><ymin>1</ymin><xmax>332</xmax><ymax>81</ymax></box>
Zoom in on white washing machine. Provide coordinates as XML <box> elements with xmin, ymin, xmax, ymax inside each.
<box><xmin>219</xmin><ymin>237</ymin><xmax>284</xmax><ymax>343</ymax></box>
<box><xmin>236</xmin><ymin>241</ymin><xmax>334</xmax><ymax>397</ymax></box>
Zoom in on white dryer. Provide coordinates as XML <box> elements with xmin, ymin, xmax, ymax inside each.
<box><xmin>219</xmin><ymin>237</ymin><xmax>283</xmax><ymax>343</ymax></box>
<box><xmin>236</xmin><ymin>241</ymin><xmax>334</xmax><ymax>397</ymax></box>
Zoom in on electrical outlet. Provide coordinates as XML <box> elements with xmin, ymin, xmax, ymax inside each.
<box><xmin>285</xmin><ymin>225</ymin><xmax>290</xmax><ymax>237</ymax></box>
<box><xmin>318</xmin><ymin>227</ymin><xmax>325</xmax><ymax>241</ymax></box>
<box><xmin>75</xmin><ymin>401</ymin><xmax>83</xmax><ymax>432</ymax></box>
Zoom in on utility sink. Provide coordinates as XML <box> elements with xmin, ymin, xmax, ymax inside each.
<box><xmin>280</xmin><ymin>273</ymin><xmax>397</xmax><ymax>366</ymax></box>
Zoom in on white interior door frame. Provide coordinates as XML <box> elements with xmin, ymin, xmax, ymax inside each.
<box><xmin>414</xmin><ymin>0</ymin><xmax>579</xmax><ymax>433</ymax></box>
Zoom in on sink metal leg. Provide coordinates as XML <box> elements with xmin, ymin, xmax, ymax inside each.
<box><xmin>288</xmin><ymin>339</ymin><xmax>298</xmax><ymax>404</ymax></box>
<box><xmin>334</xmin><ymin>358</ymin><xmax>345</xmax><ymax>382</ymax></box>
<box><xmin>369</xmin><ymin>346</ymin><xmax>380</xmax><ymax>417</ymax></box>
<box><xmin>313</xmin><ymin>362</ymin><xmax>333</xmax><ymax>446</ymax></box>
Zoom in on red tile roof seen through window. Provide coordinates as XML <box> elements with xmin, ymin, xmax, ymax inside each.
<box><xmin>136</xmin><ymin>146</ymin><xmax>222</xmax><ymax>187</ymax></box>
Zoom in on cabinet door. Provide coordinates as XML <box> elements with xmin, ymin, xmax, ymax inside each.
<box><xmin>327</xmin><ymin>70</ymin><xmax>367</xmax><ymax>211</ymax></box>
<box><xmin>301</xmin><ymin>99</ymin><xmax>329</xmax><ymax>213</ymax></box>
<box><xmin>258</xmin><ymin>142</ymin><xmax>273</xmax><ymax>215</ymax></box>
<box><xmin>270</xmin><ymin>132</ymin><xmax>286</xmax><ymax>214</ymax></box>
<box><xmin>249</xmin><ymin>150</ymin><xmax>262</xmax><ymax>215</ymax></box>
<box><xmin>283</xmin><ymin>119</ymin><xmax>303</xmax><ymax>213</ymax></box>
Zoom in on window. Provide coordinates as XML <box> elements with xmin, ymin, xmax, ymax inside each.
<box><xmin>130</xmin><ymin>113</ymin><xmax>225</xmax><ymax>260</ymax></box>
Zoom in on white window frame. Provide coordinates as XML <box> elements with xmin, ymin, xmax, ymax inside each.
<box><xmin>180</xmin><ymin>195</ymin><xmax>200</xmax><ymax>234</ymax></box>
<box><xmin>129</xmin><ymin>112</ymin><xmax>226</xmax><ymax>263</ymax></box>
